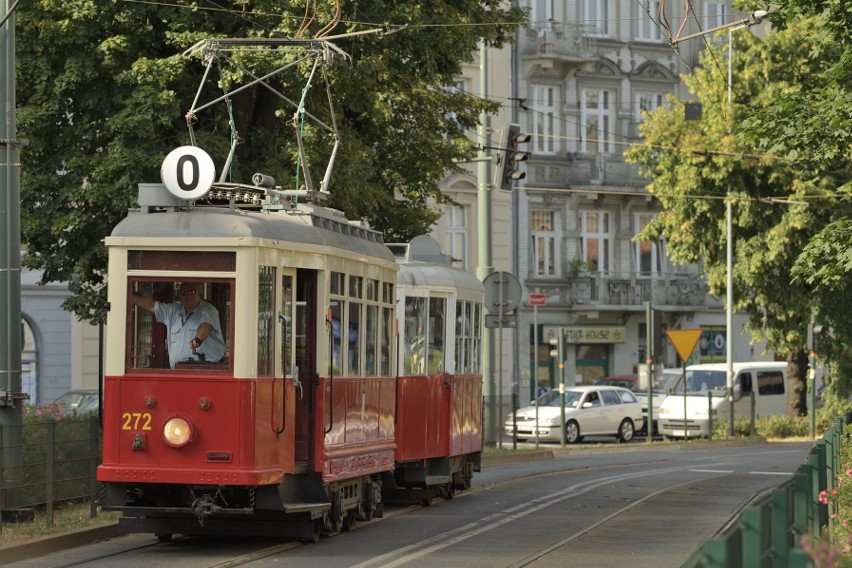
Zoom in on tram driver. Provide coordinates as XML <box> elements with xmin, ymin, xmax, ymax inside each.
<box><xmin>132</xmin><ymin>282</ymin><xmax>226</xmax><ymax>368</ymax></box>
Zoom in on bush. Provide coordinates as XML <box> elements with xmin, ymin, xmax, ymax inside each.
<box><xmin>801</xmin><ymin>422</ymin><xmax>852</xmax><ymax>565</ymax></box>
<box><xmin>3</xmin><ymin>403</ymin><xmax>100</xmax><ymax>506</ymax></box>
<box><xmin>710</xmin><ymin>407</ymin><xmax>852</xmax><ymax>440</ymax></box>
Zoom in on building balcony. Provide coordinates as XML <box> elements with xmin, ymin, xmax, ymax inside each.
<box><xmin>527</xmin><ymin>153</ymin><xmax>651</xmax><ymax>189</ymax></box>
<box><xmin>525</xmin><ymin>272</ymin><xmax>724</xmax><ymax>312</ymax></box>
<box><xmin>520</xmin><ymin>23</ymin><xmax>598</xmax><ymax>73</ymax></box>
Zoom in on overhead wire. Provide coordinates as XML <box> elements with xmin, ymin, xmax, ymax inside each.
<box><xmin>115</xmin><ymin>0</ymin><xmax>807</xmax><ymax>198</ymax></box>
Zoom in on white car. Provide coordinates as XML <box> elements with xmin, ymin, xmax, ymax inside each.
<box><xmin>505</xmin><ymin>385</ymin><xmax>645</xmax><ymax>444</ymax></box>
<box><xmin>633</xmin><ymin>368</ymin><xmax>681</xmax><ymax>433</ymax></box>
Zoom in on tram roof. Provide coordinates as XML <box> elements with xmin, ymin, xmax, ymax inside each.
<box><xmin>397</xmin><ymin>261</ymin><xmax>484</xmax><ymax>295</ymax></box>
<box><xmin>108</xmin><ymin>205</ymin><xmax>395</xmax><ymax>262</ymax></box>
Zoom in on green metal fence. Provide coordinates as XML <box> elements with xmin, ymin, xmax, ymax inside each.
<box><xmin>0</xmin><ymin>416</ymin><xmax>101</xmax><ymax>530</ymax></box>
<box><xmin>685</xmin><ymin>411</ymin><xmax>852</xmax><ymax>567</ymax></box>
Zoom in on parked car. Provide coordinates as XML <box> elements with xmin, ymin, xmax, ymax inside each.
<box><xmin>633</xmin><ymin>368</ymin><xmax>681</xmax><ymax>434</ymax></box>
<box><xmin>593</xmin><ymin>374</ymin><xmax>638</xmax><ymax>389</ymax></box>
<box><xmin>504</xmin><ymin>385</ymin><xmax>644</xmax><ymax>444</ymax></box>
<box><xmin>51</xmin><ymin>389</ymin><xmax>99</xmax><ymax>417</ymax></box>
<box><xmin>659</xmin><ymin>362</ymin><xmax>787</xmax><ymax>438</ymax></box>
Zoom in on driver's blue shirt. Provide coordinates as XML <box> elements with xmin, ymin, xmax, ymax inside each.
<box><xmin>154</xmin><ymin>300</ymin><xmax>226</xmax><ymax>368</ymax></box>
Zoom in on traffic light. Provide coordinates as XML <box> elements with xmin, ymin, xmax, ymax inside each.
<box><xmin>494</xmin><ymin>123</ymin><xmax>531</xmax><ymax>191</ymax></box>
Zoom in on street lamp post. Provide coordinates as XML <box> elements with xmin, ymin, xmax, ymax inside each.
<box><xmin>671</xmin><ymin>10</ymin><xmax>768</xmax><ymax>438</ymax></box>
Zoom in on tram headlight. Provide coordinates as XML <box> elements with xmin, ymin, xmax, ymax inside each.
<box><xmin>163</xmin><ymin>416</ymin><xmax>193</xmax><ymax>448</ymax></box>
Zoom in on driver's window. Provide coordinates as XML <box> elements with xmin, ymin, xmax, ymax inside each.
<box><xmin>128</xmin><ymin>279</ymin><xmax>233</xmax><ymax>371</ymax></box>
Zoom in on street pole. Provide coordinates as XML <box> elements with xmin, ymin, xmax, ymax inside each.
<box><xmin>476</xmin><ymin>42</ymin><xmax>495</xmax><ymax>445</ymax></box>
<box><xmin>0</xmin><ymin>0</ymin><xmax>24</xmax><ymax>510</ymax></box>
<box><xmin>533</xmin><ymin>305</ymin><xmax>538</xmax><ymax>449</ymax></box>
<box><xmin>726</xmin><ymin>23</ymin><xmax>746</xmax><ymax>439</ymax></box>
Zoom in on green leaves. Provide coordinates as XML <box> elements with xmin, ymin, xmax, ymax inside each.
<box><xmin>17</xmin><ymin>0</ymin><xmax>525</xmax><ymax>323</ymax></box>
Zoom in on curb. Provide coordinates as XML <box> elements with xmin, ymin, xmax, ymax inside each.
<box><xmin>482</xmin><ymin>449</ymin><xmax>555</xmax><ymax>465</ymax></box>
<box><xmin>0</xmin><ymin>523</ymin><xmax>120</xmax><ymax>564</ymax></box>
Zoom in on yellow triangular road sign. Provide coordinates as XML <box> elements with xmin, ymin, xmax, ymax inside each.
<box><xmin>666</xmin><ymin>329</ymin><xmax>703</xmax><ymax>362</ymax></box>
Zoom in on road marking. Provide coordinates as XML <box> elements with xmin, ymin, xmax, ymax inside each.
<box><xmin>749</xmin><ymin>471</ymin><xmax>794</xmax><ymax>476</ymax></box>
<box><xmin>690</xmin><ymin>469</ymin><xmax>733</xmax><ymax>474</ymax></box>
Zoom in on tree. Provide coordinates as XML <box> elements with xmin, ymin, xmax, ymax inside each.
<box><xmin>625</xmin><ymin>16</ymin><xmax>846</xmax><ymax>416</ymax></box>
<box><xmin>735</xmin><ymin>2</ymin><xmax>852</xmax><ymax>401</ymax></box>
<box><xmin>16</xmin><ymin>0</ymin><xmax>526</xmax><ymax>324</ymax></box>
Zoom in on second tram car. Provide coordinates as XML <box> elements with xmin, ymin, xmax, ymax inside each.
<box><xmin>97</xmin><ymin>182</ymin><xmax>484</xmax><ymax>541</ymax></box>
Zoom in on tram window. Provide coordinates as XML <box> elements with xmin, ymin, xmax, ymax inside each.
<box><xmin>381</xmin><ymin>306</ymin><xmax>392</xmax><ymax>375</ymax></box>
<box><xmin>404</xmin><ymin>297</ymin><xmax>426</xmax><ymax>374</ymax></box>
<box><xmin>455</xmin><ymin>301</ymin><xmax>467</xmax><ymax>373</ymax></box>
<box><xmin>128</xmin><ymin>279</ymin><xmax>232</xmax><ymax>371</ymax></box>
<box><xmin>454</xmin><ymin>300</ymin><xmax>481</xmax><ymax>374</ymax></box>
<box><xmin>348</xmin><ymin>301</ymin><xmax>361</xmax><ymax>374</ymax></box>
<box><xmin>281</xmin><ymin>275</ymin><xmax>294</xmax><ymax>375</ymax></box>
<box><xmin>257</xmin><ymin>266</ymin><xmax>275</xmax><ymax>377</ymax></box>
<box><xmin>330</xmin><ymin>301</ymin><xmax>342</xmax><ymax>373</ymax></box>
<box><xmin>349</xmin><ymin>276</ymin><xmax>363</xmax><ymax>299</ymax></box>
<box><xmin>366</xmin><ymin>279</ymin><xmax>379</xmax><ymax>302</ymax></box>
<box><xmin>330</xmin><ymin>272</ymin><xmax>344</xmax><ymax>295</ymax></box>
<box><xmin>366</xmin><ymin>305</ymin><xmax>377</xmax><ymax>376</ymax></box>
<box><xmin>128</xmin><ymin>251</ymin><xmax>235</xmax><ymax>272</ymax></box>
<box><xmin>428</xmin><ymin>298</ymin><xmax>446</xmax><ymax>373</ymax></box>
<box><xmin>471</xmin><ymin>302</ymin><xmax>482</xmax><ymax>373</ymax></box>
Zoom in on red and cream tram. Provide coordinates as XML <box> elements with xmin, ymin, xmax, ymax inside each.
<box><xmin>97</xmin><ymin>180</ymin><xmax>484</xmax><ymax>541</ymax></box>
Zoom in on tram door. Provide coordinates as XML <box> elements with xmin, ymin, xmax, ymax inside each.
<box><xmin>294</xmin><ymin>269</ymin><xmax>318</xmax><ymax>463</ymax></box>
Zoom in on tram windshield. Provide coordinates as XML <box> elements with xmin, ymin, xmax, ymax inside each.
<box><xmin>128</xmin><ymin>279</ymin><xmax>233</xmax><ymax>371</ymax></box>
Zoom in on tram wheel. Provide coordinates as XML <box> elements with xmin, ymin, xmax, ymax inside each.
<box><xmin>342</xmin><ymin>513</ymin><xmax>356</xmax><ymax>532</ymax></box>
<box><xmin>156</xmin><ymin>533</ymin><xmax>173</xmax><ymax>543</ymax></box>
<box><xmin>441</xmin><ymin>482</ymin><xmax>456</xmax><ymax>500</ymax></box>
<box><xmin>302</xmin><ymin>521</ymin><xmax>322</xmax><ymax>544</ymax></box>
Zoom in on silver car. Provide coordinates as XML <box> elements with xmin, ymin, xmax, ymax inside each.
<box><xmin>505</xmin><ymin>385</ymin><xmax>645</xmax><ymax>444</ymax></box>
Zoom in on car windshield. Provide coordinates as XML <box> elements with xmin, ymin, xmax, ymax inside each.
<box><xmin>670</xmin><ymin>370</ymin><xmax>728</xmax><ymax>396</ymax></box>
<box><xmin>535</xmin><ymin>390</ymin><xmax>584</xmax><ymax>408</ymax></box>
<box><xmin>634</xmin><ymin>371</ymin><xmax>682</xmax><ymax>394</ymax></box>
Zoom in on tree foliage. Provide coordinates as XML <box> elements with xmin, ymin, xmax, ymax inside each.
<box><xmin>16</xmin><ymin>0</ymin><xmax>525</xmax><ymax>323</ymax></box>
<box><xmin>625</xmin><ymin>16</ymin><xmax>848</xmax><ymax>416</ymax></box>
<box><xmin>735</xmin><ymin>1</ymin><xmax>852</xmax><ymax>401</ymax></box>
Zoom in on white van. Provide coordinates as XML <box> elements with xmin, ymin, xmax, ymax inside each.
<box><xmin>658</xmin><ymin>361</ymin><xmax>787</xmax><ymax>438</ymax></box>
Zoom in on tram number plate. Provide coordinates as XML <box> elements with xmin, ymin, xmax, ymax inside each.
<box><xmin>121</xmin><ymin>412</ymin><xmax>153</xmax><ymax>431</ymax></box>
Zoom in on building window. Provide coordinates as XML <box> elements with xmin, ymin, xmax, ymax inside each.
<box><xmin>581</xmin><ymin>210</ymin><xmax>611</xmax><ymax>272</ymax></box>
<box><xmin>21</xmin><ymin>318</ymin><xmax>38</xmax><ymax>404</ymax></box>
<box><xmin>635</xmin><ymin>212</ymin><xmax>665</xmax><ymax>276</ymax></box>
<box><xmin>636</xmin><ymin>0</ymin><xmax>662</xmax><ymax>41</ymax></box>
<box><xmin>532</xmin><ymin>85</ymin><xmax>555</xmax><ymax>155</ymax></box>
<box><xmin>531</xmin><ymin>210</ymin><xmax>557</xmax><ymax>277</ymax></box>
<box><xmin>447</xmin><ymin>205</ymin><xmax>467</xmax><ymax>269</ymax></box>
<box><xmin>703</xmin><ymin>2</ymin><xmax>727</xmax><ymax>30</ymax></box>
<box><xmin>581</xmin><ymin>89</ymin><xmax>613</xmax><ymax>153</ymax></box>
<box><xmin>445</xmin><ymin>80</ymin><xmax>467</xmax><ymax>139</ymax></box>
<box><xmin>584</xmin><ymin>0</ymin><xmax>609</xmax><ymax>37</ymax></box>
<box><xmin>636</xmin><ymin>92</ymin><xmax>666</xmax><ymax>122</ymax></box>
<box><xmin>529</xmin><ymin>0</ymin><xmax>554</xmax><ymax>30</ymax></box>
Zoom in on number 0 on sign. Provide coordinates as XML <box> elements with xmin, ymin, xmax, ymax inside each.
<box><xmin>161</xmin><ymin>146</ymin><xmax>216</xmax><ymax>200</ymax></box>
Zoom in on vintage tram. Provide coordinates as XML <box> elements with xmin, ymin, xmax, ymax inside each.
<box><xmin>97</xmin><ymin>180</ymin><xmax>484</xmax><ymax>541</ymax></box>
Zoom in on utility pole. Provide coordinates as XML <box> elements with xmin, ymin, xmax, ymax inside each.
<box><xmin>476</xmin><ymin>42</ymin><xmax>495</xmax><ymax>445</ymax></box>
<box><xmin>0</xmin><ymin>0</ymin><xmax>24</xmax><ymax>510</ymax></box>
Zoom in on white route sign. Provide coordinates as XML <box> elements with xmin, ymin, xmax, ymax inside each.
<box><xmin>161</xmin><ymin>146</ymin><xmax>216</xmax><ymax>200</ymax></box>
